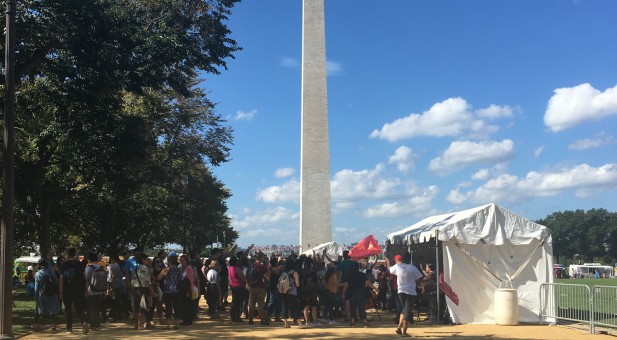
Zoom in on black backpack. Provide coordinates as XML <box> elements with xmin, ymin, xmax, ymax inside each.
<box><xmin>246</xmin><ymin>264</ymin><xmax>261</xmax><ymax>287</ymax></box>
<box><xmin>42</xmin><ymin>272</ymin><xmax>59</xmax><ymax>296</ymax></box>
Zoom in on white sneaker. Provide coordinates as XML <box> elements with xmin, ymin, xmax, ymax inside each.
<box><xmin>329</xmin><ymin>320</ymin><xmax>338</xmax><ymax>325</ymax></box>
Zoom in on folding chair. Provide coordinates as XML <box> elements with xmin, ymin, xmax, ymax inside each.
<box><xmin>365</xmin><ymin>297</ymin><xmax>381</xmax><ymax>321</ymax></box>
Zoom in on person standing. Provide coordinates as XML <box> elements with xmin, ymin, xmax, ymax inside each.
<box><xmin>157</xmin><ymin>253</ymin><xmax>181</xmax><ymax>330</ymax></box>
<box><xmin>337</xmin><ymin>250</ymin><xmax>354</xmax><ymax>321</ymax></box>
<box><xmin>386</xmin><ymin>253</ymin><xmax>424</xmax><ymax>337</ymax></box>
<box><xmin>376</xmin><ymin>264</ymin><xmax>390</xmax><ymax>311</ymax></box>
<box><xmin>205</xmin><ymin>260</ymin><xmax>221</xmax><ymax>318</ymax></box>
<box><xmin>59</xmin><ymin>248</ymin><xmax>89</xmax><ymax>334</ymax></box>
<box><xmin>323</xmin><ymin>266</ymin><xmax>339</xmax><ymax>324</ymax></box>
<box><xmin>342</xmin><ymin>261</ymin><xmax>377</xmax><ymax>328</ymax></box>
<box><xmin>179</xmin><ymin>254</ymin><xmax>194</xmax><ymax>326</ymax></box>
<box><xmin>228</xmin><ymin>256</ymin><xmax>246</xmax><ymax>322</ymax></box>
<box><xmin>107</xmin><ymin>255</ymin><xmax>126</xmax><ymax>322</ymax></box>
<box><xmin>132</xmin><ymin>254</ymin><xmax>154</xmax><ymax>330</ymax></box>
<box><xmin>247</xmin><ymin>252</ymin><xmax>270</xmax><ymax>325</ymax></box>
<box><xmin>281</xmin><ymin>259</ymin><xmax>303</xmax><ymax>328</ymax></box>
<box><xmin>85</xmin><ymin>252</ymin><xmax>107</xmax><ymax>331</ymax></box>
<box><xmin>33</xmin><ymin>258</ymin><xmax>61</xmax><ymax>331</ymax></box>
<box><xmin>266</xmin><ymin>256</ymin><xmax>284</xmax><ymax>322</ymax></box>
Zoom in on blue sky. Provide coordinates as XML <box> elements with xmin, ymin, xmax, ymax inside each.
<box><xmin>205</xmin><ymin>0</ymin><xmax>617</xmax><ymax>248</ymax></box>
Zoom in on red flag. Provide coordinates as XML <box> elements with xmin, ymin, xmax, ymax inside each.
<box><xmin>348</xmin><ymin>235</ymin><xmax>383</xmax><ymax>260</ymax></box>
<box><xmin>439</xmin><ymin>272</ymin><xmax>459</xmax><ymax>305</ymax></box>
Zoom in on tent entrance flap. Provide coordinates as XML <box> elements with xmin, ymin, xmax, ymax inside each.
<box><xmin>453</xmin><ymin>234</ymin><xmax>547</xmax><ymax>287</ymax></box>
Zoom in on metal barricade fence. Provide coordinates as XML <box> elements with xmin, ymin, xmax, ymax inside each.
<box><xmin>539</xmin><ymin>283</ymin><xmax>592</xmax><ymax>333</ymax></box>
<box><xmin>592</xmin><ymin>285</ymin><xmax>617</xmax><ymax>333</ymax></box>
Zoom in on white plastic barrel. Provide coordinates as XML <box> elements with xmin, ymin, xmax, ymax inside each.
<box><xmin>494</xmin><ymin>288</ymin><xmax>519</xmax><ymax>325</ymax></box>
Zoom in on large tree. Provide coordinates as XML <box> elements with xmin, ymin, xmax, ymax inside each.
<box><xmin>1</xmin><ymin>0</ymin><xmax>241</xmax><ymax>256</ymax></box>
<box><xmin>537</xmin><ymin>208</ymin><xmax>617</xmax><ymax>264</ymax></box>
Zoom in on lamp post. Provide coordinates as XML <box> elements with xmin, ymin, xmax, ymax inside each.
<box><xmin>1</xmin><ymin>1</ymin><xmax>16</xmax><ymax>338</ymax></box>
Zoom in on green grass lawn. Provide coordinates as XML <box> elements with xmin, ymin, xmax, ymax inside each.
<box><xmin>556</xmin><ymin>278</ymin><xmax>617</xmax><ymax>289</ymax></box>
<box><xmin>553</xmin><ymin>278</ymin><xmax>617</xmax><ymax>325</ymax></box>
<box><xmin>12</xmin><ymin>286</ymin><xmax>36</xmax><ymax>338</ymax></box>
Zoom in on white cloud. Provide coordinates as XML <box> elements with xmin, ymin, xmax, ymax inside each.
<box><xmin>333</xmin><ymin>202</ymin><xmax>355</xmax><ymax>212</ymax></box>
<box><xmin>388</xmin><ymin>146</ymin><xmax>416</xmax><ymax>173</ymax></box>
<box><xmin>363</xmin><ymin>185</ymin><xmax>438</xmax><ymax>218</ymax></box>
<box><xmin>457</xmin><ymin>181</ymin><xmax>473</xmax><ymax>188</ymax></box>
<box><xmin>232</xmin><ymin>109</ymin><xmax>256</xmax><ymax>121</ymax></box>
<box><xmin>333</xmin><ymin>227</ymin><xmax>361</xmax><ymax>240</ymax></box>
<box><xmin>274</xmin><ymin>167</ymin><xmax>295</xmax><ymax>178</ymax></box>
<box><xmin>544</xmin><ymin>83</ymin><xmax>617</xmax><ymax>132</ymax></box>
<box><xmin>471</xmin><ymin>168</ymin><xmax>490</xmax><ymax>180</ymax></box>
<box><xmin>428</xmin><ymin>139</ymin><xmax>515</xmax><ymax>176</ymax></box>
<box><xmin>447</xmin><ymin>188</ymin><xmax>467</xmax><ymax>205</ymax></box>
<box><xmin>326</xmin><ymin>61</ymin><xmax>342</xmax><ymax>76</ymax></box>
<box><xmin>534</xmin><ymin>146</ymin><xmax>544</xmax><ymax>158</ymax></box>
<box><xmin>256</xmin><ymin>179</ymin><xmax>300</xmax><ymax>204</ymax></box>
<box><xmin>280</xmin><ymin>57</ymin><xmax>299</xmax><ymax>68</ymax></box>
<box><xmin>232</xmin><ymin>206</ymin><xmax>299</xmax><ymax>230</ymax></box>
<box><xmin>331</xmin><ymin>164</ymin><xmax>400</xmax><ymax>202</ymax></box>
<box><xmin>464</xmin><ymin>163</ymin><xmax>617</xmax><ymax>203</ymax></box>
<box><xmin>475</xmin><ymin>104</ymin><xmax>514</xmax><ymax>119</ymax></box>
<box><xmin>370</xmin><ymin>98</ymin><xmax>510</xmax><ymax>142</ymax></box>
<box><xmin>568</xmin><ymin>132</ymin><xmax>615</xmax><ymax>150</ymax></box>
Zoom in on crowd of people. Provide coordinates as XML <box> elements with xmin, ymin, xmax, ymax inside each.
<box><xmin>26</xmin><ymin>245</ymin><xmax>439</xmax><ymax>337</ymax></box>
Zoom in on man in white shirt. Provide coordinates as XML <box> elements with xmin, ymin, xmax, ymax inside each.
<box><xmin>386</xmin><ymin>253</ymin><xmax>424</xmax><ymax>337</ymax></box>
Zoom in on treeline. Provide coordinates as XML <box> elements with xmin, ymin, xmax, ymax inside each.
<box><xmin>536</xmin><ymin>208</ymin><xmax>617</xmax><ymax>265</ymax></box>
<box><xmin>0</xmin><ymin>0</ymin><xmax>242</xmax><ymax>257</ymax></box>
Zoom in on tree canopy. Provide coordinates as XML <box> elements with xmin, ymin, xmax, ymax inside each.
<box><xmin>536</xmin><ymin>208</ymin><xmax>617</xmax><ymax>265</ymax></box>
<box><xmin>1</xmin><ymin>0</ymin><xmax>241</xmax><ymax>256</ymax></box>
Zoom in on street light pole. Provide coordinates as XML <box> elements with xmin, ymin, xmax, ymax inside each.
<box><xmin>1</xmin><ymin>1</ymin><xmax>16</xmax><ymax>338</ymax></box>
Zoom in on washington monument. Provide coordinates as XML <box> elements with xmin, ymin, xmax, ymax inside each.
<box><xmin>300</xmin><ymin>0</ymin><xmax>332</xmax><ymax>252</ymax></box>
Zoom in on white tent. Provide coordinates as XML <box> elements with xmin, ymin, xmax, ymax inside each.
<box><xmin>386</xmin><ymin>203</ymin><xmax>554</xmax><ymax>324</ymax></box>
<box><xmin>302</xmin><ymin>241</ymin><xmax>346</xmax><ymax>263</ymax></box>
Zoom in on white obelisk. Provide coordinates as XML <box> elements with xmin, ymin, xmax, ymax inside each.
<box><xmin>300</xmin><ymin>0</ymin><xmax>332</xmax><ymax>252</ymax></box>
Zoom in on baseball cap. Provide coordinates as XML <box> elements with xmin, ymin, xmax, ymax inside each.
<box><xmin>394</xmin><ymin>254</ymin><xmax>402</xmax><ymax>262</ymax></box>
<box><xmin>168</xmin><ymin>251</ymin><xmax>177</xmax><ymax>257</ymax></box>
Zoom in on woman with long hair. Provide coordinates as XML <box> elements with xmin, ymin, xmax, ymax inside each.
<box><xmin>298</xmin><ymin>258</ymin><xmax>318</xmax><ymax>327</ymax></box>
<box><xmin>281</xmin><ymin>258</ymin><xmax>303</xmax><ymax>328</ymax></box>
<box><xmin>228</xmin><ymin>256</ymin><xmax>246</xmax><ymax>322</ymax></box>
<box><xmin>179</xmin><ymin>254</ymin><xmax>194</xmax><ymax>326</ymax></box>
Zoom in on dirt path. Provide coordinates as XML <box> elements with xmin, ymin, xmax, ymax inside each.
<box><xmin>19</xmin><ymin>308</ymin><xmax>613</xmax><ymax>340</ymax></box>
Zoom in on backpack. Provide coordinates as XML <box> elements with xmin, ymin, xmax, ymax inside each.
<box><xmin>62</xmin><ymin>267</ymin><xmax>76</xmax><ymax>286</ymax></box>
<box><xmin>277</xmin><ymin>270</ymin><xmax>294</xmax><ymax>294</ymax></box>
<box><xmin>89</xmin><ymin>265</ymin><xmax>108</xmax><ymax>292</ymax></box>
<box><xmin>245</xmin><ymin>264</ymin><xmax>261</xmax><ymax>287</ymax></box>
<box><xmin>42</xmin><ymin>272</ymin><xmax>59</xmax><ymax>296</ymax></box>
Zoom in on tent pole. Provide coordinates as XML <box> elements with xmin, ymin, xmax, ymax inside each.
<box><xmin>435</xmin><ymin>230</ymin><xmax>440</xmax><ymax>324</ymax></box>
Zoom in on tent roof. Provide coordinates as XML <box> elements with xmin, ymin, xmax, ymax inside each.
<box><xmin>301</xmin><ymin>241</ymin><xmax>346</xmax><ymax>257</ymax></box>
<box><xmin>386</xmin><ymin>203</ymin><xmax>550</xmax><ymax>246</ymax></box>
